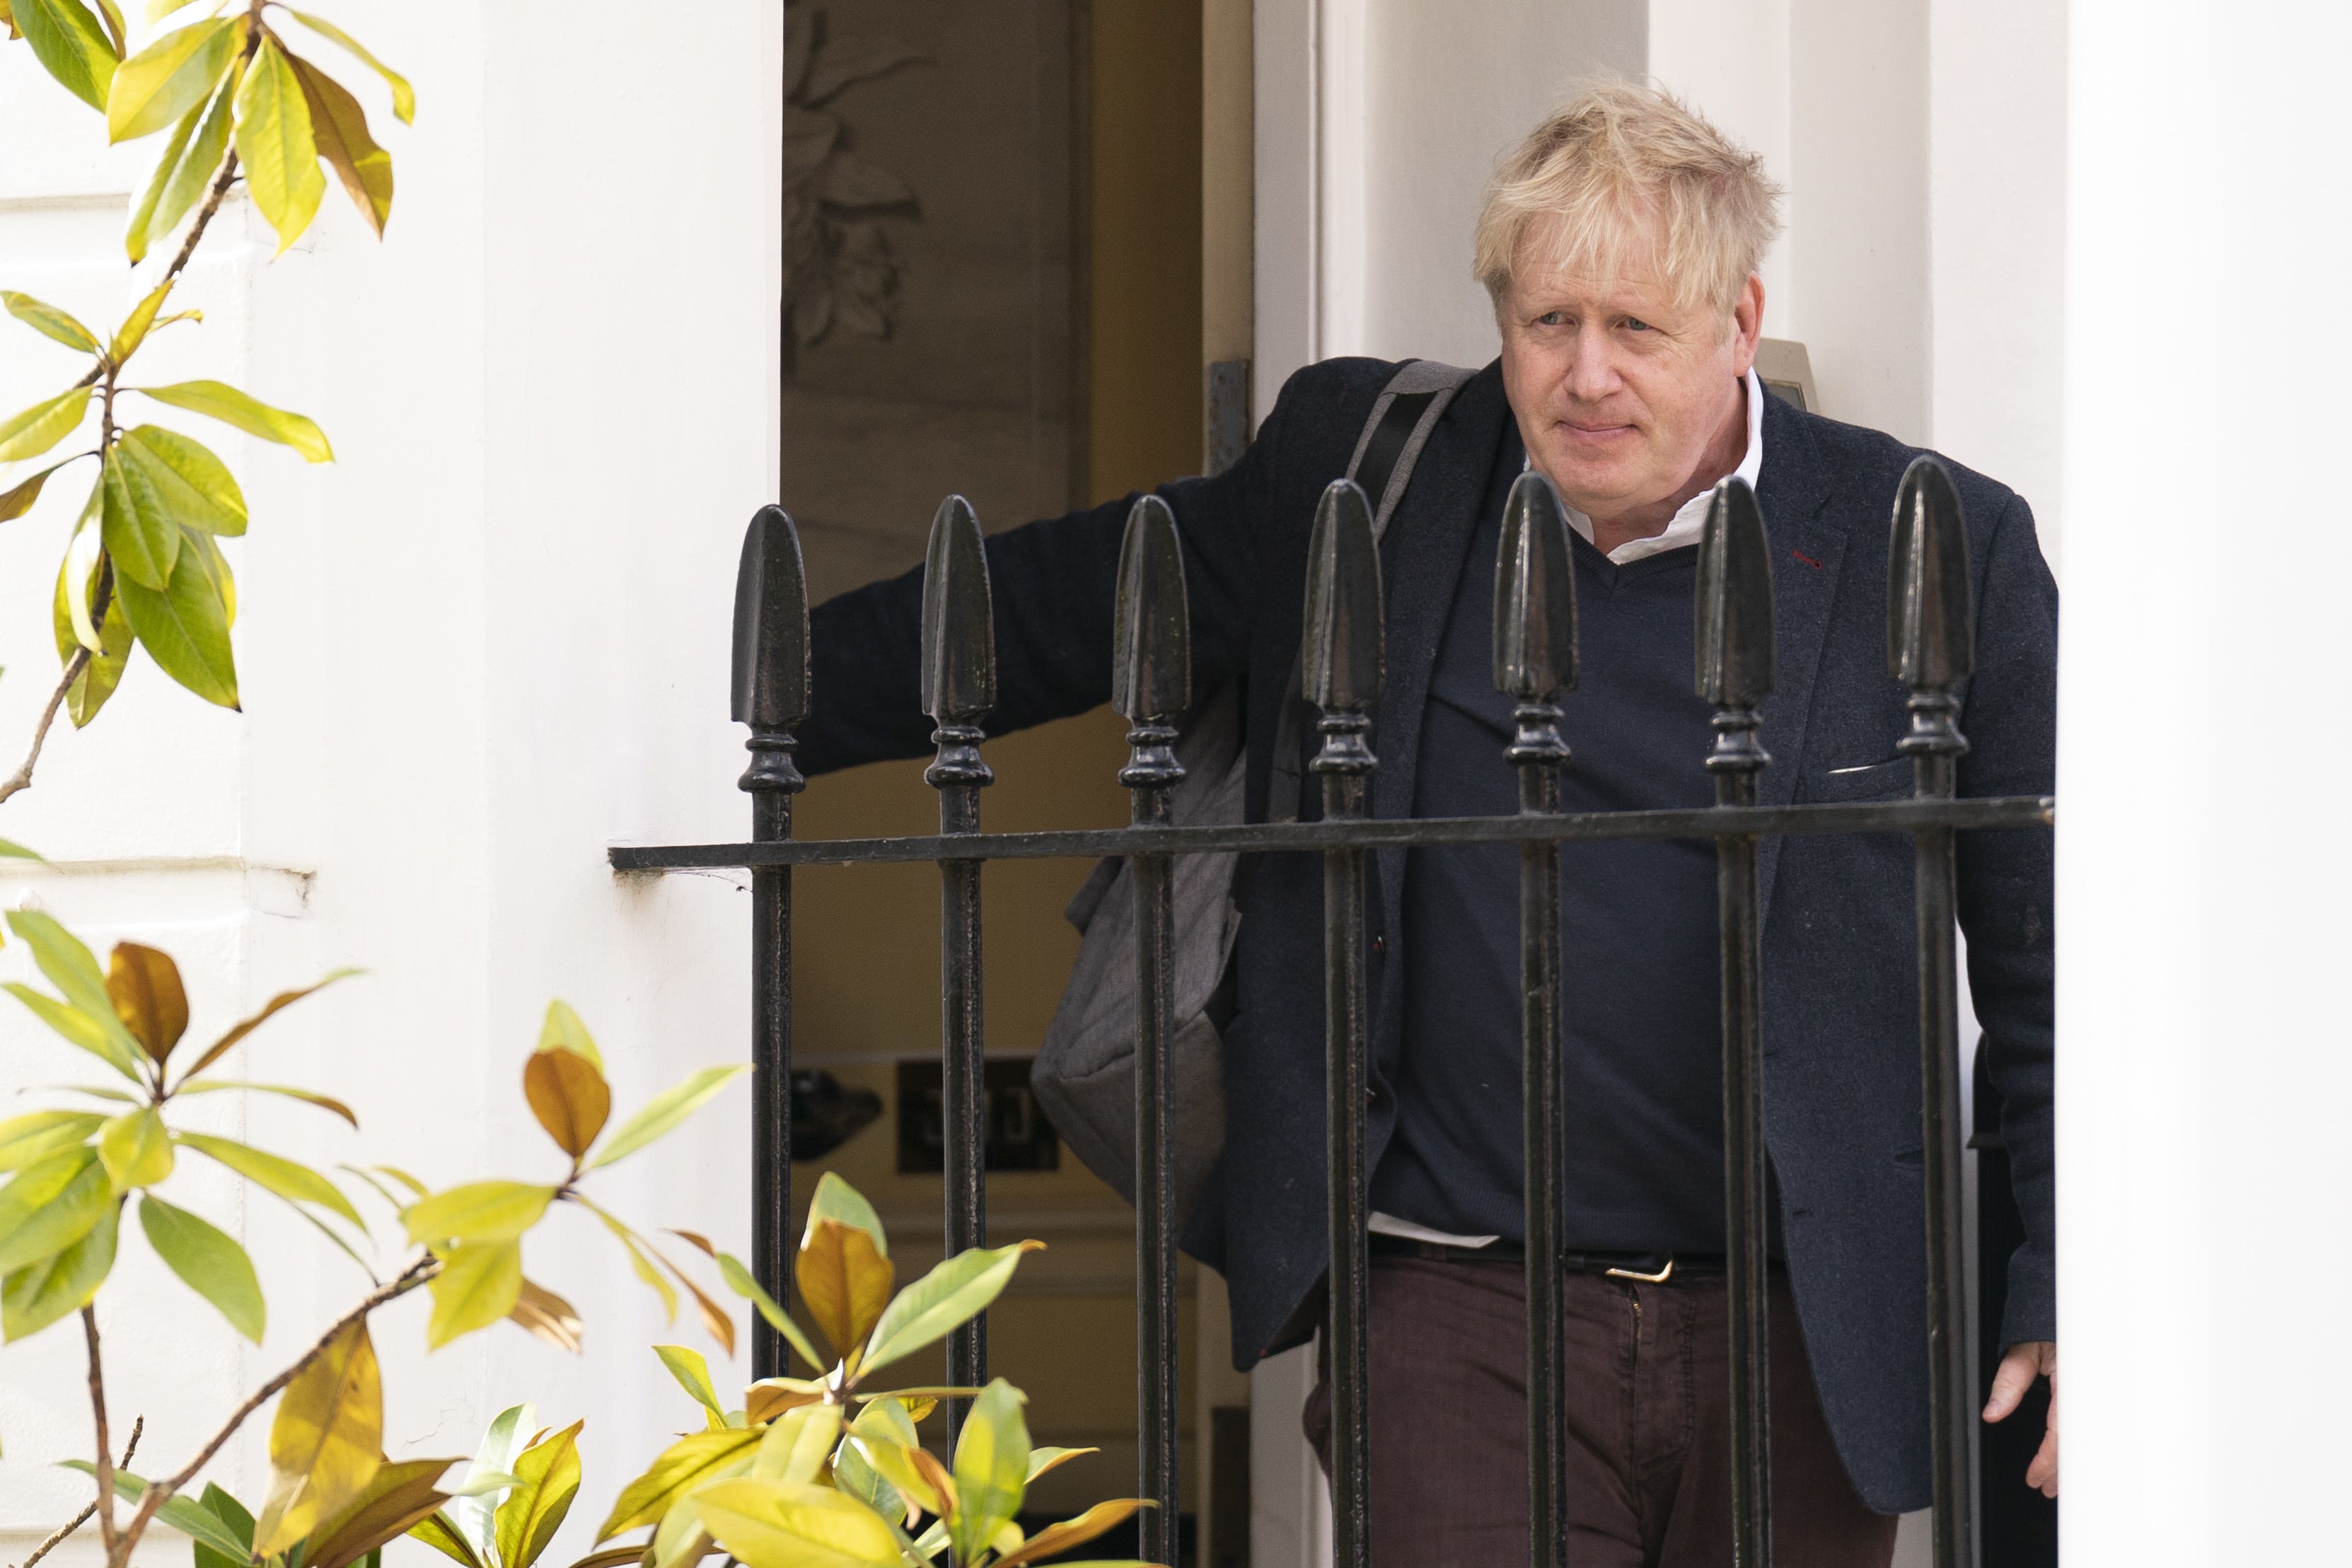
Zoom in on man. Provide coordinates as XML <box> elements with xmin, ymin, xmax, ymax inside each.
<box><xmin>797</xmin><ymin>83</ymin><xmax>2055</xmax><ymax>1568</ymax></box>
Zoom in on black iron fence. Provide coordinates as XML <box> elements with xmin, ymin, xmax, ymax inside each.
<box><xmin>612</xmin><ymin>460</ymin><xmax>2053</xmax><ymax>1568</ymax></box>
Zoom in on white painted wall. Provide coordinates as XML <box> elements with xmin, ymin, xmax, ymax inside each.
<box><xmin>2060</xmin><ymin>1</ymin><xmax>2352</xmax><ymax>1562</ymax></box>
<box><xmin>0</xmin><ymin>6</ymin><xmax>780</xmax><ymax>1567</ymax></box>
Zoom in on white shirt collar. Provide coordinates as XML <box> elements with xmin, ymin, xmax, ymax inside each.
<box><xmin>1528</xmin><ymin>367</ymin><xmax>1768</xmax><ymax>566</ymax></box>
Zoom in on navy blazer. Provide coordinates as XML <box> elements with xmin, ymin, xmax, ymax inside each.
<box><xmin>798</xmin><ymin>357</ymin><xmax>2058</xmax><ymax>1514</ymax></box>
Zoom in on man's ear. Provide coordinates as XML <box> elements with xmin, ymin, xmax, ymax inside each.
<box><xmin>1730</xmin><ymin>273</ymin><xmax>1766</xmax><ymax>374</ymax></box>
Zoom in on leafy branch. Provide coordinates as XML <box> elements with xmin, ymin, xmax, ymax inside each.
<box><xmin>0</xmin><ymin>0</ymin><xmax>412</xmax><ymax>811</ymax></box>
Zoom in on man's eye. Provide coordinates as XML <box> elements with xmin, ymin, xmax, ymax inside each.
<box><xmin>1624</xmin><ymin>318</ymin><xmax>1652</xmax><ymax>332</ymax></box>
<box><xmin>1536</xmin><ymin>310</ymin><xmax>1565</xmax><ymax>327</ymax></box>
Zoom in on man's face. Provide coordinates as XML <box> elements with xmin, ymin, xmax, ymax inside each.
<box><xmin>1497</xmin><ymin>231</ymin><xmax>1763</xmax><ymax>526</ymax></box>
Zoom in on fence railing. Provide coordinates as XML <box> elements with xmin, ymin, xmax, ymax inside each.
<box><xmin>612</xmin><ymin>460</ymin><xmax>2054</xmax><ymax>1568</ymax></box>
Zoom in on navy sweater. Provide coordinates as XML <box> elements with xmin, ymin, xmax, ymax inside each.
<box><xmin>1379</xmin><ymin>432</ymin><xmax>1733</xmax><ymax>1252</ymax></box>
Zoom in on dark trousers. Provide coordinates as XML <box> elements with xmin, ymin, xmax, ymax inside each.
<box><xmin>1305</xmin><ymin>1253</ymin><xmax>1897</xmax><ymax>1568</ymax></box>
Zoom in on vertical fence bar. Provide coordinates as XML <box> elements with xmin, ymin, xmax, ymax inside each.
<box><xmin>1304</xmin><ymin>478</ymin><xmax>1382</xmax><ymax>1568</ymax></box>
<box><xmin>922</xmin><ymin>494</ymin><xmax>997</xmax><ymax>1446</ymax></box>
<box><xmin>732</xmin><ymin>506</ymin><xmax>810</xmax><ymax>1382</ymax></box>
<box><xmin>1696</xmin><ymin>478</ymin><xmax>1777</xmax><ymax>1568</ymax></box>
<box><xmin>1114</xmin><ymin>494</ymin><xmax>1191</xmax><ymax>1567</ymax></box>
<box><xmin>1890</xmin><ymin>457</ymin><xmax>1977</xmax><ymax>1568</ymax></box>
<box><xmin>1493</xmin><ymin>472</ymin><xmax>1578</xmax><ymax>1568</ymax></box>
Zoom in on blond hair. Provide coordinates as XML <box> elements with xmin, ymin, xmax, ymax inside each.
<box><xmin>1473</xmin><ymin>81</ymin><xmax>1783</xmax><ymax>319</ymax></box>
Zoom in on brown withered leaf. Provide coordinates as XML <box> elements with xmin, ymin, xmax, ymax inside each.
<box><xmin>303</xmin><ymin>1456</ymin><xmax>461</xmax><ymax>1568</ymax></box>
<box><xmin>108</xmin><ymin>942</ymin><xmax>188</xmax><ymax>1065</ymax></box>
<box><xmin>795</xmin><ymin>1217</ymin><xmax>893</xmax><ymax>1359</ymax></box>
<box><xmin>508</xmin><ymin>1274</ymin><xmax>585</xmax><ymax>1353</ymax></box>
<box><xmin>523</xmin><ymin>1047</ymin><xmax>610</xmax><ymax>1161</ymax></box>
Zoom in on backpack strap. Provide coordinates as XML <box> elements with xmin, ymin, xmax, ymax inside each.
<box><xmin>1265</xmin><ymin>359</ymin><xmax>1475</xmax><ymax>823</ymax></box>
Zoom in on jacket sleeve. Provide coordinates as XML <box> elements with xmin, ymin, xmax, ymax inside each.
<box><xmin>1954</xmin><ymin>491</ymin><xmax>2059</xmax><ymax>1347</ymax></box>
<box><xmin>794</xmin><ymin>370</ymin><xmax>1302</xmax><ymax>777</ymax></box>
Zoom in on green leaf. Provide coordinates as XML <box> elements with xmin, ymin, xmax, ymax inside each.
<box><xmin>191</xmin><ymin>1480</ymin><xmax>257</xmax><ymax>1568</ymax></box>
<box><xmin>1</xmin><ymin>291</ymin><xmax>99</xmax><ymax>352</ymax></box>
<box><xmin>0</xmin><ymin>839</ymin><xmax>45</xmax><ymax>861</ymax></box>
<box><xmin>284</xmin><ymin>10</ymin><xmax>411</xmax><ymax>123</ymax></box>
<box><xmin>593</xmin><ymin>1428</ymin><xmax>762</xmax><ymax>1542</ymax></box>
<box><xmin>7</xmin><ymin>909</ymin><xmax>115</xmax><ymax>1018</ymax></box>
<box><xmin>130</xmin><ymin>379</ymin><xmax>332</xmax><ymax>460</ymax></box>
<box><xmin>0</xmin><ymin>1112</ymin><xmax>101</xmax><ymax>1172</ymax></box>
<box><xmin>586</xmin><ymin>1064</ymin><xmax>750</xmax><ymax>1170</ymax></box>
<box><xmin>691</xmin><ymin>1478</ymin><xmax>905</xmax><ymax>1568</ymax></box>
<box><xmin>107</xmin><ymin>14</ymin><xmax>233</xmax><ymax>141</ymax></box>
<box><xmin>175</xmin><ymin>1131</ymin><xmax>367</xmax><ymax>1230</ymax></box>
<box><xmin>138</xmin><ymin>1192</ymin><xmax>263</xmax><ymax>1341</ymax></box>
<box><xmin>425</xmin><ymin>1239</ymin><xmax>521</xmax><ymax>1349</ymax></box>
<box><xmin>751</xmin><ymin>1402</ymin><xmax>840</xmax><ymax>1489</ymax></box>
<box><xmin>0</xmin><ymin>456</ymin><xmax>81</xmax><ymax>521</ymax></box>
<box><xmin>288</xmin><ymin>46</ymin><xmax>390</xmax><ymax>236</ymax></box>
<box><xmin>494</xmin><ymin>1419</ymin><xmax>582</xmax><ymax>1568</ymax></box>
<box><xmin>949</xmin><ymin>1379</ymin><xmax>1029</xmax><ymax>1567</ymax></box>
<box><xmin>100</xmin><ymin>446</ymin><xmax>178</xmax><ymax>587</ymax></box>
<box><xmin>115</xmin><ymin>424</ymin><xmax>247</xmax><ymax>534</ymax></box>
<box><xmin>579</xmin><ymin>1198</ymin><xmax>677</xmax><ymax>1321</ymax></box>
<box><xmin>110</xmin><ymin>280</ymin><xmax>194</xmax><ymax>363</ymax></box>
<box><xmin>804</xmin><ymin>1170</ymin><xmax>886</xmax><ymax>1255</ymax></box>
<box><xmin>446</xmin><ymin>1403</ymin><xmax>533</xmax><ymax>1563</ymax></box>
<box><xmin>98</xmin><ymin>1106</ymin><xmax>174</xmax><ymax>1188</ymax></box>
<box><xmin>233</xmin><ymin>36</ymin><xmax>323</xmax><ymax>254</ymax></box>
<box><xmin>402</xmin><ymin>1181</ymin><xmax>556</xmax><ymax>1246</ymax></box>
<box><xmin>13</xmin><ymin>0</ymin><xmax>119</xmax><ymax>112</ymax></box>
<box><xmin>58</xmin><ymin>1468</ymin><xmax>257</xmax><ymax>1566</ymax></box>
<box><xmin>714</xmin><ymin>1250</ymin><xmax>827</xmax><ymax>1372</ymax></box>
<box><xmin>52</xmin><ymin>496</ymin><xmax>133</xmax><ymax>728</ymax></box>
<box><xmin>175</xmin><ymin>1079</ymin><xmax>358</xmax><ymax>1127</ymax></box>
<box><xmin>536</xmin><ymin>999</ymin><xmax>602</xmax><ymax>1069</ymax></box>
<box><xmin>127</xmin><ymin>61</ymin><xmax>235</xmax><ymax>263</ymax></box>
<box><xmin>858</xmin><ymin>1240</ymin><xmax>1043</xmax><ymax>1376</ymax></box>
<box><xmin>407</xmin><ymin>1511</ymin><xmax>484</xmax><ymax>1568</ymax></box>
<box><xmin>115</xmin><ymin>533</ymin><xmax>237</xmax><ymax>707</ymax></box>
<box><xmin>2</xmin><ymin>1195</ymin><xmax>116</xmax><ymax>1339</ymax></box>
<box><xmin>0</xmin><ymin>387</ymin><xmax>93</xmax><ymax>465</ymax></box>
<box><xmin>1025</xmin><ymin>1444</ymin><xmax>1097</xmax><ymax>1483</ymax></box>
<box><xmin>654</xmin><ymin>1342</ymin><xmax>723</xmax><ymax>1417</ymax></box>
<box><xmin>2</xmin><ymin>986</ymin><xmax>143</xmax><ymax>1079</ymax></box>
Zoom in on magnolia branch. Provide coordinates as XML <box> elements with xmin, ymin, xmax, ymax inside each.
<box><xmin>16</xmin><ymin>1415</ymin><xmax>140</xmax><ymax>1568</ymax></box>
<box><xmin>110</xmin><ymin>1255</ymin><xmax>441</xmax><ymax>1566</ymax></box>
<box><xmin>0</xmin><ymin>650</ymin><xmax>89</xmax><ymax>806</ymax></box>
<box><xmin>81</xmin><ymin>1308</ymin><xmax>117</xmax><ymax>1556</ymax></box>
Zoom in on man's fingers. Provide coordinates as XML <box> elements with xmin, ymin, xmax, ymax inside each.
<box><xmin>2025</xmin><ymin>1424</ymin><xmax>2059</xmax><ymax>1498</ymax></box>
<box><xmin>1983</xmin><ymin>1343</ymin><xmax>2041</xmax><ymax>1421</ymax></box>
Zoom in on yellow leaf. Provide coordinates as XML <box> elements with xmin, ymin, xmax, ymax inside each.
<box><xmin>593</xmin><ymin>1428</ymin><xmax>760</xmax><ymax>1542</ymax></box>
<box><xmin>110</xmin><ymin>279</ymin><xmax>174</xmax><ymax>362</ymax></box>
<box><xmin>507</xmin><ymin>1275</ymin><xmax>583</xmax><ymax>1353</ymax></box>
<box><xmin>253</xmin><ymin>1320</ymin><xmax>383</xmax><ymax>1556</ymax></box>
<box><xmin>750</xmin><ymin>1403</ymin><xmax>839</xmax><ymax>1488</ymax></box>
<box><xmin>948</xmin><ymin>1379</ymin><xmax>1029</xmax><ymax>1567</ymax></box>
<box><xmin>536</xmin><ymin>999</ymin><xmax>602</xmax><ymax>1068</ymax></box>
<box><xmin>795</xmin><ymin>1218</ymin><xmax>893</xmax><ymax>1361</ymax></box>
<box><xmin>742</xmin><ymin>1378</ymin><xmax>825</xmax><ymax>1427</ymax></box>
<box><xmin>105</xmin><ymin>940</ymin><xmax>188</xmax><ymax>1064</ymax></box>
<box><xmin>127</xmin><ymin>64</ymin><xmax>234</xmax><ymax>264</ymax></box>
<box><xmin>691</xmin><ymin>1479</ymin><xmax>905</xmax><ymax>1568</ymax></box>
<box><xmin>286</xmin><ymin>48</ymin><xmax>390</xmax><ymax>236</ymax></box>
<box><xmin>106</xmin><ymin>14</ymin><xmax>234</xmax><ymax>143</ymax></box>
<box><xmin>1</xmin><ymin>289</ymin><xmax>100</xmax><ymax>352</ymax></box>
<box><xmin>990</xmin><ymin>1498</ymin><xmax>1152</xmax><ymax>1568</ymax></box>
<box><xmin>98</xmin><ymin>1107</ymin><xmax>173</xmax><ymax>1189</ymax></box>
<box><xmin>0</xmin><ymin>387</ymin><xmax>93</xmax><ymax>465</ymax></box>
<box><xmin>494</xmin><ymin>1418</ymin><xmax>582</xmax><ymax>1568</ymax></box>
<box><xmin>427</xmin><ymin>1239</ymin><xmax>522</xmax><ymax>1349</ymax></box>
<box><xmin>403</xmin><ymin>1181</ymin><xmax>555</xmax><ymax>1246</ymax></box>
<box><xmin>13</xmin><ymin>0</ymin><xmax>119</xmax><ymax>113</ymax></box>
<box><xmin>523</xmin><ymin>1047</ymin><xmax>609</xmax><ymax>1161</ymax></box>
<box><xmin>284</xmin><ymin>8</ymin><xmax>410</xmax><ymax>123</ymax></box>
<box><xmin>232</xmin><ymin>36</ymin><xmax>323</xmax><ymax>255</ymax></box>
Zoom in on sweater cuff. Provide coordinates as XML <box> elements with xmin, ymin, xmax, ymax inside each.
<box><xmin>1997</xmin><ymin>1242</ymin><xmax>2056</xmax><ymax>1349</ymax></box>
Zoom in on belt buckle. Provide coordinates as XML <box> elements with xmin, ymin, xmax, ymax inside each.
<box><xmin>1604</xmin><ymin>1256</ymin><xmax>1674</xmax><ymax>1284</ymax></box>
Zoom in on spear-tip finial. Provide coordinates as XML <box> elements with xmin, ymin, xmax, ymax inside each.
<box><xmin>920</xmin><ymin>494</ymin><xmax>996</xmax><ymax>724</ymax></box>
<box><xmin>1695</xmin><ymin>477</ymin><xmax>1775</xmax><ymax>709</ymax></box>
<box><xmin>731</xmin><ymin>504</ymin><xmax>810</xmax><ymax>730</ymax></box>
<box><xmin>1114</xmin><ymin>494</ymin><xmax>1191</xmax><ymax>724</ymax></box>
<box><xmin>1303</xmin><ymin>478</ymin><xmax>1383</xmax><ymax>712</ymax></box>
<box><xmin>1889</xmin><ymin>456</ymin><xmax>1974</xmax><ymax>690</ymax></box>
<box><xmin>1493</xmin><ymin>470</ymin><xmax>1578</xmax><ymax>702</ymax></box>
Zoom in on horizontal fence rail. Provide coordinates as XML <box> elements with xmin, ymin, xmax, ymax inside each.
<box><xmin>618</xmin><ymin>454</ymin><xmax>2049</xmax><ymax>1568</ymax></box>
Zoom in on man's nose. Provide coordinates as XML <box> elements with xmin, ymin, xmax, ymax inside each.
<box><xmin>1561</xmin><ymin>339</ymin><xmax>1623</xmax><ymax>404</ymax></box>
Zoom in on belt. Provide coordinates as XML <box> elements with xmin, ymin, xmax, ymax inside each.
<box><xmin>1367</xmin><ymin>1232</ymin><xmax>1727</xmax><ymax>1283</ymax></box>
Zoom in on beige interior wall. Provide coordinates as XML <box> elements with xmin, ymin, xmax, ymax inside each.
<box><xmin>790</xmin><ymin>0</ymin><xmax>1213</xmax><ymax>1519</ymax></box>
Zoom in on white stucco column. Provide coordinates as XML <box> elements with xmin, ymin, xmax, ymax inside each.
<box><xmin>2060</xmin><ymin>3</ymin><xmax>2352</xmax><ymax>1562</ymax></box>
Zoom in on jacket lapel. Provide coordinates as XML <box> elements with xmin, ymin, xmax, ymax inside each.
<box><xmin>1751</xmin><ymin>393</ymin><xmax>1847</xmax><ymax>924</ymax></box>
<box><xmin>1368</xmin><ymin>364</ymin><xmax>1512</xmax><ymax>1033</ymax></box>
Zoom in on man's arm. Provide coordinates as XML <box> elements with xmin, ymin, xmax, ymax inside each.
<box><xmin>795</xmin><ymin>371</ymin><xmax>1305</xmax><ymax>777</ymax></box>
<box><xmin>1954</xmin><ymin>488</ymin><xmax>2061</xmax><ymax>1492</ymax></box>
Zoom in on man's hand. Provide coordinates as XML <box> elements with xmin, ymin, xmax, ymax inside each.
<box><xmin>1983</xmin><ymin>1340</ymin><xmax>2058</xmax><ymax>1498</ymax></box>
